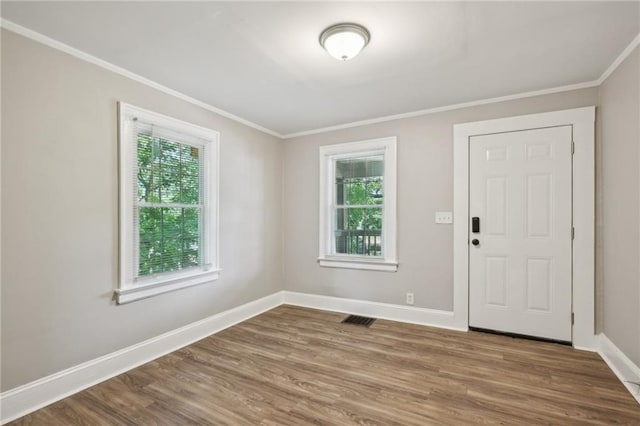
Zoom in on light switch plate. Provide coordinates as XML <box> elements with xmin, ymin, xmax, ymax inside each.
<box><xmin>435</xmin><ymin>211</ymin><xmax>453</xmax><ymax>224</ymax></box>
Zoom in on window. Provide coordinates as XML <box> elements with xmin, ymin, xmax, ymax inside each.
<box><xmin>318</xmin><ymin>137</ymin><xmax>397</xmax><ymax>271</ymax></box>
<box><xmin>117</xmin><ymin>103</ymin><xmax>219</xmax><ymax>303</ymax></box>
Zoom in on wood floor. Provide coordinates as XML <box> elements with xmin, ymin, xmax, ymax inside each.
<box><xmin>10</xmin><ymin>305</ymin><xmax>640</xmax><ymax>425</ymax></box>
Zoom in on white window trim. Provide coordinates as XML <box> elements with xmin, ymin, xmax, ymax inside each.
<box><xmin>453</xmin><ymin>106</ymin><xmax>596</xmax><ymax>350</ymax></box>
<box><xmin>318</xmin><ymin>137</ymin><xmax>398</xmax><ymax>272</ymax></box>
<box><xmin>116</xmin><ymin>102</ymin><xmax>220</xmax><ymax>304</ymax></box>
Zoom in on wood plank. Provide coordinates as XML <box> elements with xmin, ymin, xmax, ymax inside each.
<box><xmin>9</xmin><ymin>305</ymin><xmax>640</xmax><ymax>425</ymax></box>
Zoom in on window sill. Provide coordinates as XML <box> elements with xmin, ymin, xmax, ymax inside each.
<box><xmin>317</xmin><ymin>256</ymin><xmax>398</xmax><ymax>272</ymax></box>
<box><xmin>115</xmin><ymin>269</ymin><xmax>220</xmax><ymax>304</ymax></box>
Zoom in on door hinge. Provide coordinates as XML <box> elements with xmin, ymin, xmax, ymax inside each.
<box><xmin>571</xmin><ymin>312</ymin><xmax>575</xmax><ymax>325</ymax></box>
<box><xmin>572</xmin><ymin>227</ymin><xmax>575</xmax><ymax>240</ymax></box>
<box><xmin>571</xmin><ymin>141</ymin><xmax>575</xmax><ymax>155</ymax></box>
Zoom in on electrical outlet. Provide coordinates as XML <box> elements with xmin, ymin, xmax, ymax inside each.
<box><xmin>406</xmin><ymin>292</ymin><xmax>414</xmax><ymax>305</ymax></box>
<box><xmin>435</xmin><ymin>211</ymin><xmax>453</xmax><ymax>224</ymax></box>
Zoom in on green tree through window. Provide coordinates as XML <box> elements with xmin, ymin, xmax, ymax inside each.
<box><xmin>334</xmin><ymin>156</ymin><xmax>383</xmax><ymax>256</ymax></box>
<box><xmin>136</xmin><ymin>133</ymin><xmax>202</xmax><ymax>276</ymax></box>
<box><xmin>118</xmin><ymin>103</ymin><xmax>219</xmax><ymax>303</ymax></box>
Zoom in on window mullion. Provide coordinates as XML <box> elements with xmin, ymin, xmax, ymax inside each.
<box><xmin>139</xmin><ymin>202</ymin><xmax>201</xmax><ymax>209</ymax></box>
<box><xmin>334</xmin><ymin>204</ymin><xmax>384</xmax><ymax>209</ymax></box>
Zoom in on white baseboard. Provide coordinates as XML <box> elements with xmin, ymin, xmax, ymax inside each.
<box><xmin>282</xmin><ymin>291</ymin><xmax>465</xmax><ymax>332</ymax></box>
<box><xmin>6</xmin><ymin>291</ymin><xmax>629</xmax><ymax>424</ymax></box>
<box><xmin>0</xmin><ymin>291</ymin><xmax>284</xmax><ymax>424</ymax></box>
<box><xmin>597</xmin><ymin>333</ymin><xmax>640</xmax><ymax>405</ymax></box>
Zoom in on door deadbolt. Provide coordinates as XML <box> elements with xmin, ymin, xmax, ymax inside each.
<box><xmin>471</xmin><ymin>239</ymin><xmax>480</xmax><ymax>246</ymax></box>
<box><xmin>472</xmin><ymin>217</ymin><xmax>480</xmax><ymax>233</ymax></box>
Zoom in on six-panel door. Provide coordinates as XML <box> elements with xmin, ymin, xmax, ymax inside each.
<box><xmin>469</xmin><ymin>126</ymin><xmax>573</xmax><ymax>342</ymax></box>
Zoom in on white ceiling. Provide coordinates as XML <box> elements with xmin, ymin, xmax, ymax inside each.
<box><xmin>2</xmin><ymin>1</ymin><xmax>639</xmax><ymax>136</ymax></box>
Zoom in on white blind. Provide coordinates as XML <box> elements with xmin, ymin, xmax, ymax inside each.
<box><xmin>335</xmin><ymin>155</ymin><xmax>383</xmax><ymax>179</ymax></box>
<box><xmin>131</xmin><ymin>118</ymin><xmax>206</xmax><ymax>279</ymax></box>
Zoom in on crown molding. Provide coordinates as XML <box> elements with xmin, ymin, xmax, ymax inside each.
<box><xmin>281</xmin><ymin>80</ymin><xmax>600</xmax><ymax>139</ymax></box>
<box><xmin>597</xmin><ymin>32</ymin><xmax>640</xmax><ymax>85</ymax></box>
<box><xmin>0</xmin><ymin>19</ymin><xmax>284</xmax><ymax>139</ymax></box>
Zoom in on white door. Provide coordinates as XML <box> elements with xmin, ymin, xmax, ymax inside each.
<box><xmin>469</xmin><ymin>126</ymin><xmax>573</xmax><ymax>342</ymax></box>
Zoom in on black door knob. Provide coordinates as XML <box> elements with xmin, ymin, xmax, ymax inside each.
<box><xmin>471</xmin><ymin>239</ymin><xmax>480</xmax><ymax>246</ymax></box>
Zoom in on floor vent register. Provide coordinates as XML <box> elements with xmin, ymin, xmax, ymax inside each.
<box><xmin>342</xmin><ymin>315</ymin><xmax>376</xmax><ymax>327</ymax></box>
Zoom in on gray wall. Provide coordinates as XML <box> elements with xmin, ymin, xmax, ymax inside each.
<box><xmin>599</xmin><ymin>46</ymin><xmax>640</xmax><ymax>366</ymax></box>
<box><xmin>1</xmin><ymin>30</ymin><xmax>283</xmax><ymax>391</ymax></box>
<box><xmin>283</xmin><ymin>88</ymin><xmax>598</xmax><ymax>311</ymax></box>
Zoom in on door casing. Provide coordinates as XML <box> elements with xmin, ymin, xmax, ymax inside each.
<box><xmin>453</xmin><ymin>106</ymin><xmax>596</xmax><ymax>350</ymax></box>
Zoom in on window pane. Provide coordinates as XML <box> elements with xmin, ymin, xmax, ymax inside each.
<box><xmin>181</xmin><ymin>237</ymin><xmax>200</xmax><ymax>269</ymax></box>
<box><xmin>138</xmin><ymin>207</ymin><xmax>201</xmax><ymax>276</ymax></box>
<box><xmin>334</xmin><ymin>207</ymin><xmax>382</xmax><ymax>256</ymax></box>
<box><xmin>138</xmin><ymin>207</ymin><xmax>162</xmax><ymax>276</ymax></box>
<box><xmin>335</xmin><ymin>156</ymin><xmax>383</xmax><ymax>205</ymax></box>
<box><xmin>137</xmin><ymin>134</ymin><xmax>160</xmax><ymax>202</ymax></box>
<box><xmin>180</xmin><ymin>143</ymin><xmax>201</xmax><ymax>204</ymax></box>
<box><xmin>181</xmin><ymin>171</ymin><xmax>200</xmax><ymax>204</ymax></box>
<box><xmin>160</xmin><ymin>165</ymin><xmax>182</xmax><ymax>203</ymax></box>
<box><xmin>137</xmin><ymin>134</ymin><xmax>201</xmax><ymax>205</ymax></box>
<box><xmin>160</xmin><ymin>138</ymin><xmax>181</xmax><ymax>168</ymax></box>
<box><xmin>181</xmin><ymin>143</ymin><xmax>200</xmax><ymax>175</ymax></box>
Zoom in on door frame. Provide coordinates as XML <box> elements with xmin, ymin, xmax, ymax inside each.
<box><xmin>453</xmin><ymin>106</ymin><xmax>596</xmax><ymax>350</ymax></box>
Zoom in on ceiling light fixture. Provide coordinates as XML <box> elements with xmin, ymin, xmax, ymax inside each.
<box><xmin>319</xmin><ymin>23</ymin><xmax>370</xmax><ymax>61</ymax></box>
